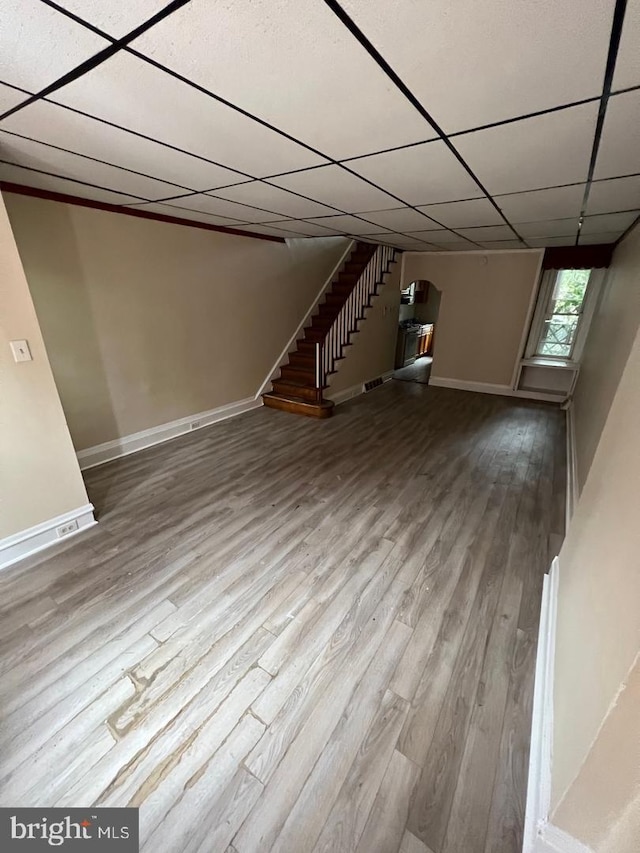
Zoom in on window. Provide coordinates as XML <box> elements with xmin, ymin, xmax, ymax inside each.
<box><xmin>536</xmin><ymin>269</ymin><xmax>591</xmax><ymax>358</ymax></box>
<box><xmin>526</xmin><ymin>267</ymin><xmax>603</xmax><ymax>363</ymax></box>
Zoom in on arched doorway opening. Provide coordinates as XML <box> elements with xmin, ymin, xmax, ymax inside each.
<box><xmin>394</xmin><ymin>280</ymin><xmax>441</xmax><ymax>384</ymax></box>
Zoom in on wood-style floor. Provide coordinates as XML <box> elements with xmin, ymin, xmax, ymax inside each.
<box><xmin>0</xmin><ymin>382</ymin><xmax>565</xmax><ymax>853</ymax></box>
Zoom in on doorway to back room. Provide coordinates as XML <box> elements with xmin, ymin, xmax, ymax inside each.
<box><xmin>393</xmin><ymin>280</ymin><xmax>441</xmax><ymax>385</ymax></box>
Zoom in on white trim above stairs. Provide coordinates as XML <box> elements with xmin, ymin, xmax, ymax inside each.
<box><xmin>0</xmin><ymin>503</ymin><xmax>96</xmax><ymax>571</ymax></box>
<box><xmin>523</xmin><ymin>557</ymin><xmax>594</xmax><ymax>853</ymax></box>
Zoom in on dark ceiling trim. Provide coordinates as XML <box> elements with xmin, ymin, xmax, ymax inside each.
<box><xmin>0</xmin><ymin>181</ymin><xmax>286</xmax><ymax>242</ymax></box>
<box><xmin>575</xmin><ymin>0</ymin><xmax>628</xmax><ymax>245</ymax></box>
<box><xmin>319</xmin><ymin>0</ymin><xmax>527</xmax><ymax>246</ymax></box>
<box><xmin>0</xmin><ymin>0</ymin><xmax>192</xmax><ymax>121</ymax></box>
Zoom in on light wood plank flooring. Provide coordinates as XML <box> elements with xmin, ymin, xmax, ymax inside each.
<box><xmin>0</xmin><ymin>382</ymin><xmax>565</xmax><ymax>852</ymax></box>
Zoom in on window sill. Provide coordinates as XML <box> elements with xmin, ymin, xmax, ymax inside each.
<box><xmin>521</xmin><ymin>356</ymin><xmax>579</xmax><ymax>370</ymax></box>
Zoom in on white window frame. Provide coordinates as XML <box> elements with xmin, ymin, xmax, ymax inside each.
<box><xmin>525</xmin><ymin>267</ymin><xmax>606</xmax><ymax>363</ymax></box>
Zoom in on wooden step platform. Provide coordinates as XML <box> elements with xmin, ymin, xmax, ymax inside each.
<box><xmin>262</xmin><ymin>392</ymin><xmax>334</xmax><ymax>418</ymax></box>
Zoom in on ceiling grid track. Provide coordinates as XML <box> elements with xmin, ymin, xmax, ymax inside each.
<box><xmin>575</xmin><ymin>0</ymin><xmax>629</xmax><ymax>244</ymax></box>
<box><xmin>0</xmin><ymin>0</ymin><xmax>638</xmax><ymax>248</ymax></box>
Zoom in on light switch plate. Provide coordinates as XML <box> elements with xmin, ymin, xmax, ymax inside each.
<box><xmin>10</xmin><ymin>340</ymin><xmax>32</xmax><ymax>362</ymax></box>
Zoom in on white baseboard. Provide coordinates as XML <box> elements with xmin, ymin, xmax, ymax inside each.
<box><xmin>523</xmin><ymin>559</ymin><xmax>593</xmax><ymax>853</ymax></box>
<box><xmin>536</xmin><ymin>825</ymin><xmax>593</xmax><ymax>853</ymax></box>
<box><xmin>0</xmin><ymin>503</ymin><xmax>96</xmax><ymax>571</ymax></box>
<box><xmin>565</xmin><ymin>402</ymin><xmax>578</xmax><ymax>528</ymax></box>
<box><xmin>429</xmin><ymin>376</ymin><xmax>564</xmax><ymax>404</ymax></box>
<box><xmin>256</xmin><ymin>238</ymin><xmax>355</xmax><ymax>397</ymax></box>
<box><xmin>77</xmin><ymin>396</ymin><xmax>262</xmax><ymax>470</ymax></box>
<box><xmin>327</xmin><ymin>370</ymin><xmax>393</xmax><ymax>405</ymax></box>
<box><xmin>429</xmin><ymin>376</ymin><xmax>514</xmax><ymax>396</ymax></box>
<box><xmin>524</xmin><ymin>557</ymin><xmax>558</xmax><ymax>852</ymax></box>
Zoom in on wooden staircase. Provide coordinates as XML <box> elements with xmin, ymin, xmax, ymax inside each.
<box><xmin>262</xmin><ymin>242</ymin><xmax>395</xmax><ymax>418</ymax></box>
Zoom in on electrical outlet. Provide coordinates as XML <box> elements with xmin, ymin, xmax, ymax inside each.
<box><xmin>56</xmin><ymin>519</ymin><xmax>79</xmax><ymax>538</ymax></box>
<box><xmin>190</xmin><ymin>421</ymin><xmax>201</xmax><ymax>430</ymax></box>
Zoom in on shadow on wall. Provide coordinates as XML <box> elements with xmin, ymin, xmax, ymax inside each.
<box><xmin>7</xmin><ymin>200</ymin><xmax>120</xmax><ymax>503</ymax></box>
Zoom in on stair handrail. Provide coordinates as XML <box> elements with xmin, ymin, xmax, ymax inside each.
<box><xmin>315</xmin><ymin>244</ymin><xmax>396</xmax><ymax>401</ymax></box>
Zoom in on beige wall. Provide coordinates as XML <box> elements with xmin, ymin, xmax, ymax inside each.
<box><xmin>5</xmin><ymin>193</ymin><xmax>349</xmax><ymax>450</ymax></box>
<box><xmin>554</xmin><ymin>655</ymin><xmax>640</xmax><ymax>853</ymax></box>
<box><xmin>551</xmin><ymin>269</ymin><xmax>640</xmax><ymax>825</ymax></box>
<box><xmin>401</xmin><ymin>250</ymin><xmax>542</xmax><ymax>387</ymax></box>
<box><xmin>571</xmin><ymin>226</ymin><xmax>640</xmax><ymax>489</ymax></box>
<box><xmin>327</xmin><ymin>259</ymin><xmax>401</xmax><ymax>397</ymax></box>
<box><xmin>0</xmin><ymin>192</ymin><xmax>88</xmax><ymax>539</ymax></box>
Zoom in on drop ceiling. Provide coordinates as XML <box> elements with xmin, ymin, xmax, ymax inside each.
<box><xmin>1</xmin><ymin>0</ymin><xmax>639</xmax><ymax>250</ymax></box>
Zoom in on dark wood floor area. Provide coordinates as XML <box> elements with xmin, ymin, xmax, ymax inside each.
<box><xmin>0</xmin><ymin>382</ymin><xmax>565</xmax><ymax>852</ymax></box>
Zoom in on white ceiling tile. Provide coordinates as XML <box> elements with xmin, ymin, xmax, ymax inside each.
<box><xmin>586</xmin><ymin>176</ymin><xmax>640</xmax><ymax>214</ymax></box>
<box><xmin>131</xmin><ymin>0</ymin><xmax>433</xmax><ymax>160</ymax></box>
<box><xmin>122</xmin><ymin>202</ymin><xmax>250</xmax><ymax>228</ymax></box>
<box><xmin>0</xmin><ymin>0</ymin><xmax>109</xmax><ymax>93</ymax></box>
<box><xmin>0</xmin><ymin>131</ymin><xmax>184</xmax><ymax>199</ymax></box>
<box><xmin>517</xmin><ymin>218</ymin><xmax>580</xmax><ymax>238</ymax></box>
<box><xmin>593</xmin><ymin>91</ymin><xmax>640</xmax><ymax>179</ymax></box>
<box><xmin>217</xmin><ymin>223</ymin><xmax>295</xmax><ymax>238</ymax></box>
<box><xmin>350</xmin><ymin>141</ymin><xmax>482</xmax><ymax>205</ymax></box>
<box><xmin>580</xmin><ymin>211</ymin><xmax>639</xmax><ymax>234</ymax></box>
<box><xmin>495</xmin><ymin>184</ymin><xmax>586</xmax><ymax>222</ymax></box>
<box><xmin>456</xmin><ymin>225</ymin><xmax>517</xmax><ymax>241</ymax></box>
<box><xmin>212</xmin><ymin>182</ymin><xmax>337</xmax><ymax>219</ymax></box>
<box><xmin>528</xmin><ymin>236</ymin><xmax>577</xmax><ymax>247</ymax></box>
<box><xmin>426</xmin><ymin>242</ymin><xmax>477</xmax><ymax>252</ymax></box>
<box><xmin>0</xmin><ymin>162</ymin><xmax>141</xmax><ymax>204</ymax></box>
<box><xmin>260</xmin><ymin>219</ymin><xmax>344</xmax><ymax>237</ymax></box>
<box><xmin>159</xmin><ymin>194</ymin><xmax>285</xmax><ymax>223</ymax></box>
<box><xmin>455</xmin><ymin>103</ymin><xmax>598</xmax><ymax>195</ymax></box>
<box><xmin>408</xmin><ymin>230</ymin><xmax>476</xmax><ymax>245</ymax></box>
<box><xmin>53</xmin><ymin>53</ymin><xmax>326</xmax><ymax>177</ymax></box>
<box><xmin>358</xmin><ymin>207</ymin><xmax>442</xmax><ymax>232</ymax></box>
<box><xmin>578</xmin><ymin>231</ymin><xmax>624</xmax><ymax>244</ymax></box>
<box><xmin>339</xmin><ymin>0</ymin><xmax>613</xmax><ymax>134</ymax></box>
<box><xmin>612</xmin><ymin>0</ymin><xmax>640</xmax><ymax>90</ymax></box>
<box><xmin>415</xmin><ymin>198</ymin><xmax>503</xmax><ymax>228</ymax></box>
<box><xmin>478</xmin><ymin>240</ymin><xmax>527</xmax><ymax>249</ymax></box>
<box><xmin>53</xmin><ymin>0</ymin><xmax>169</xmax><ymax>38</ymax></box>
<box><xmin>391</xmin><ymin>238</ymin><xmax>436</xmax><ymax>250</ymax></box>
<box><xmin>302</xmin><ymin>215</ymin><xmax>392</xmax><ymax>235</ymax></box>
<box><xmin>0</xmin><ymin>83</ymin><xmax>29</xmax><ymax>114</ymax></box>
<box><xmin>1</xmin><ymin>98</ymin><xmax>246</xmax><ymax>190</ymax></box>
<box><xmin>270</xmin><ymin>166</ymin><xmax>398</xmax><ymax>213</ymax></box>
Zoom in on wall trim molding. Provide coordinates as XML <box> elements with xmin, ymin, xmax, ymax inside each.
<box><xmin>257</xmin><ymin>239</ymin><xmax>355</xmax><ymax>397</ymax></box>
<box><xmin>77</xmin><ymin>396</ymin><xmax>262</xmax><ymax>470</ymax></box>
<box><xmin>565</xmin><ymin>402</ymin><xmax>578</xmax><ymax>528</ymax></box>
<box><xmin>524</xmin><ymin>558</ymin><xmax>559</xmax><ymax>852</ymax></box>
<box><xmin>429</xmin><ymin>376</ymin><xmax>514</xmax><ymax>396</ymax></box>
<box><xmin>327</xmin><ymin>370</ymin><xmax>394</xmax><ymax>405</ymax></box>
<box><xmin>511</xmin><ymin>249</ymin><xmax>546</xmax><ymax>389</ymax></box>
<box><xmin>401</xmin><ymin>248</ymin><xmax>542</xmax><ymax>256</ymax></box>
<box><xmin>429</xmin><ymin>375</ymin><xmax>564</xmax><ymax>403</ymax></box>
<box><xmin>0</xmin><ymin>503</ymin><xmax>96</xmax><ymax>571</ymax></box>
<box><xmin>524</xmin><ymin>558</ymin><xmax>594</xmax><ymax>853</ymax></box>
<box><xmin>0</xmin><ymin>182</ymin><xmax>286</xmax><ymax>243</ymax></box>
<box><xmin>537</xmin><ymin>824</ymin><xmax>594</xmax><ymax>853</ymax></box>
